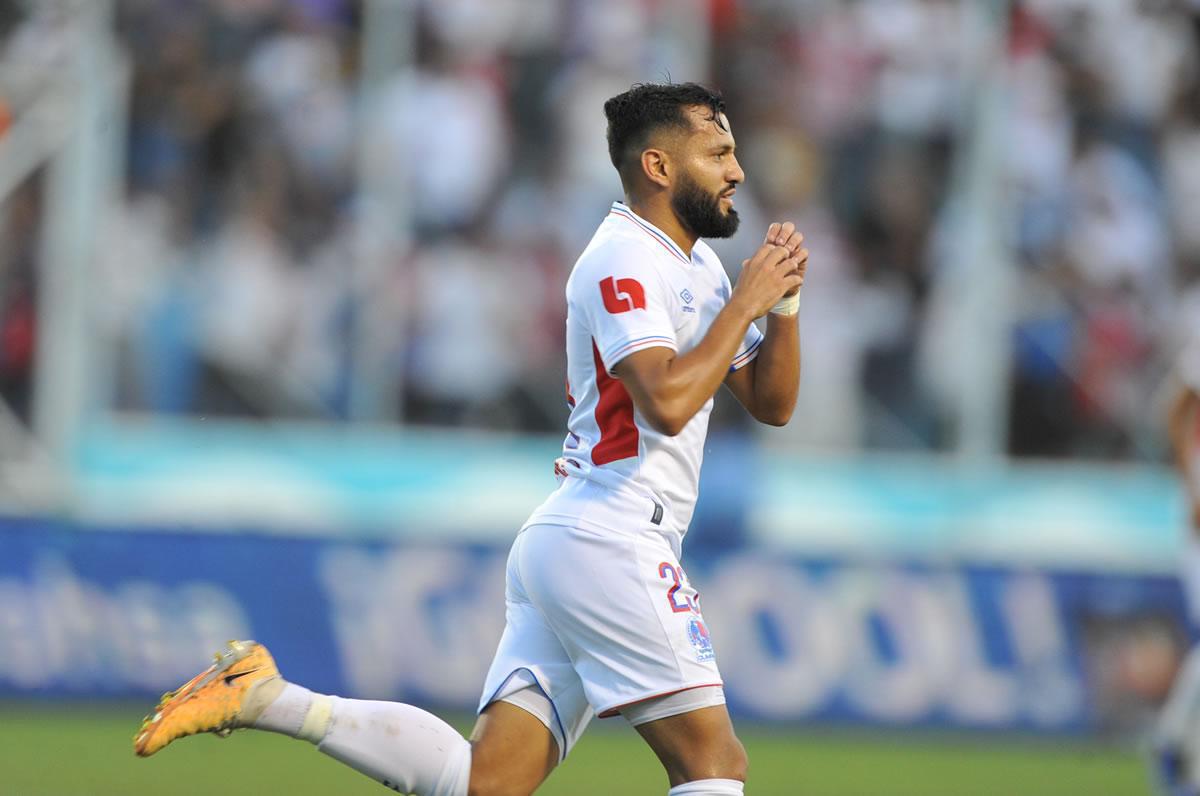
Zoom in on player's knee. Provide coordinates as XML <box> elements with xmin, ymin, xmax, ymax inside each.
<box><xmin>725</xmin><ymin>736</ymin><xmax>749</xmax><ymax>782</ymax></box>
<box><xmin>709</xmin><ymin>736</ymin><xmax>749</xmax><ymax>782</ymax></box>
<box><xmin>674</xmin><ymin>735</ymin><xmax>748</xmax><ymax>784</ymax></box>
<box><xmin>467</xmin><ymin>767</ymin><xmax>530</xmax><ymax>796</ymax></box>
<box><xmin>466</xmin><ymin>775</ymin><xmax>524</xmax><ymax>796</ymax></box>
<box><xmin>467</xmin><ymin>749</ymin><xmax>538</xmax><ymax>796</ymax></box>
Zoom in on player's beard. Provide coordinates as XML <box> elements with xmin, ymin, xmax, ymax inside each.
<box><xmin>672</xmin><ymin>172</ymin><xmax>740</xmax><ymax>239</ymax></box>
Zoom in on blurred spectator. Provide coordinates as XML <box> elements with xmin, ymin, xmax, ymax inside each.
<box><xmin>1003</xmin><ymin>0</ymin><xmax>1199</xmax><ymax>458</ymax></box>
<box><xmin>0</xmin><ymin>180</ymin><xmax>38</xmax><ymax>425</ymax></box>
<box><xmin>4</xmin><ymin>0</ymin><xmax>1200</xmax><ymax>461</ymax></box>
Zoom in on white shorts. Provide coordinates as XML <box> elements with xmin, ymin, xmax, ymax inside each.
<box><xmin>478</xmin><ymin>520</ymin><xmax>724</xmax><ymax>760</ymax></box>
<box><xmin>1183</xmin><ymin>535</ymin><xmax>1200</xmax><ymax>629</ymax></box>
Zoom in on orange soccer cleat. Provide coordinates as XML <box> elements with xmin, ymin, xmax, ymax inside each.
<box><xmin>133</xmin><ymin>639</ymin><xmax>284</xmax><ymax>757</ymax></box>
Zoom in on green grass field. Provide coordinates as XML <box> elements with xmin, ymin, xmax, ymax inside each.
<box><xmin>0</xmin><ymin>702</ymin><xmax>1152</xmax><ymax>795</ymax></box>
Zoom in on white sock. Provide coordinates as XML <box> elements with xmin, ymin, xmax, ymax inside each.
<box><xmin>668</xmin><ymin>779</ymin><xmax>745</xmax><ymax>795</ymax></box>
<box><xmin>1156</xmin><ymin>643</ymin><xmax>1200</xmax><ymax>749</ymax></box>
<box><xmin>252</xmin><ymin>682</ymin><xmax>317</xmax><ymax>738</ymax></box>
<box><xmin>251</xmin><ymin>682</ymin><xmax>470</xmax><ymax>796</ymax></box>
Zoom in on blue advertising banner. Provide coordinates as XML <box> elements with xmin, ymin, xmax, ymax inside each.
<box><xmin>0</xmin><ymin>519</ymin><xmax>1186</xmax><ymax>733</ymax></box>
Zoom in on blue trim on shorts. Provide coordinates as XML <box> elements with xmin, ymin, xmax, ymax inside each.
<box><xmin>481</xmin><ymin>667</ymin><xmax>570</xmax><ymax>762</ymax></box>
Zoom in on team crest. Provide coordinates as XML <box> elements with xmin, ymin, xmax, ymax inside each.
<box><xmin>687</xmin><ymin>617</ymin><xmax>715</xmax><ymax>662</ymax></box>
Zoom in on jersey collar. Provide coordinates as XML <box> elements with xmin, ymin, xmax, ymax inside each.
<box><xmin>609</xmin><ymin>202</ymin><xmax>691</xmax><ymax>266</ymax></box>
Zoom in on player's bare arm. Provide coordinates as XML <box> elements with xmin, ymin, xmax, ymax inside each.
<box><xmin>1169</xmin><ymin>384</ymin><xmax>1200</xmax><ymax>527</ymax></box>
<box><xmin>614</xmin><ymin>241</ymin><xmax>803</xmax><ymax>436</ymax></box>
<box><xmin>724</xmin><ymin>221</ymin><xmax>807</xmax><ymax>426</ymax></box>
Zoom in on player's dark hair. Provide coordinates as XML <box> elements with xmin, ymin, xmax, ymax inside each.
<box><xmin>603</xmin><ymin>82</ymin><xmax>726</xmax><ymax>186</ymax></box>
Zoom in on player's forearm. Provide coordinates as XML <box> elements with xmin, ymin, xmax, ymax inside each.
<box><xmin>636</xmin><ymin>301</ymin><xmax>757</xmax><ymax>436</ymax></box>
<box><xmin>1170</xmin><ymin>390</ymin><xmax>1200</xmax><ymax>506</ymax></box>
<box><xmin>1169</xmin><ymin>390</ymin><xmax>1196</xmax><ymax>466</ymax></box>
<box><xmin>747</xmin><ymin>312</ymin><xmax>800</xmax><ymax>426</ymax></box>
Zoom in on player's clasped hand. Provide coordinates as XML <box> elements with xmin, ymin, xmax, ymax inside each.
<box><xmin>766</xmin><ymin>221</ymin><xmax>808</xmax><ymax>298</ymax></box>
<box><xmin>731</xmin><ymin>222</ymin><xmax>808</xmax><ymax>318</ymax></box>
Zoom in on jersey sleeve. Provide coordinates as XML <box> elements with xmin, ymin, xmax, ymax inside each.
<box><xmin>730</xmin><ymin>322</ymin><xmax>764</xmax><ymax>372</ymax></box>
<box><xmin>574</xmin><ymin>249</ymin><xmax>678</xmax><ymax>374</ymax></box>
<box><xmin>721</xmin><ymin>264</ymin><xmax>763</xmax><ymax>372</ymax></box>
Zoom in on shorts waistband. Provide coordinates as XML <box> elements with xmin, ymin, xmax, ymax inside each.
<box><xmin>523</xmin><ymin>474</ymin><xmax>679</xmax><ymax>548</ymax></box>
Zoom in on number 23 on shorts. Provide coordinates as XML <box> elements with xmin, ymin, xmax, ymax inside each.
<box><xmin>658</xmin><ymin>562</ymin><xmax>699</xmax><ymax>614</ymax></box>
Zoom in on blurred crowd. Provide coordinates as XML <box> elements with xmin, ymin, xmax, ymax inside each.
<box><xmin>1</xmin><ymin>0</ymin><xmax>1200</xmax><ymax>459</ymax></box>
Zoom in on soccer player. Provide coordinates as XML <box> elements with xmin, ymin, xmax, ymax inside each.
<box><xmin>1156</xmin><ymin>340</ymin><xmax>1200</xmax><ymax>796</ymax></box>
<box><xmin>133</xmin><ymin>82</ymin><xmax>807</xmax><ymax>796</ymax></box>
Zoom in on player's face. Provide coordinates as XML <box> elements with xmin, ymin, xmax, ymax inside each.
<box><xmin>671</xmin><ymin>107</ymin><xmax>744</xmax><ymax>239</ymax></box>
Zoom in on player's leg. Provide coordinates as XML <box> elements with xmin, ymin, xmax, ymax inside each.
<box><xmin>1155</xmin><ymin>532</ymin><xmax>1200</xmax><ymax>794</ymax></box>
<box><xmin>514</xmin><ymin>521</ymin><xmax>737</xmax><ymax>794</ymax></box>
<box><xmin>133</xmin><ymin>531</ymin><xmax>579</xmax><ymax>796</ymax></box>
<box><xmin>471</xmin><ymin>528</ymin><xmax>595</xmax><ymax>794</ymax></box>
<box><xmin>466</xmin><ymin>700</ymin><xmax>558</xmax><ymax>796</ymax></box>
<box><xmin>286</xmin><ymin>524</ymin><xmax>591</xmax><ymax>796</ymax></box>
<box><xmin>133</xmin><ymin>640</ymin><xmax>475</xmax><ymax>795</ymax></box>
<box><xmin>264</xmin><ymin>690</ymin><xmax>559</xmax><ymax>796</ymax></box>
<box><xmin>137</xmin><ymin>653</ymin><xmax>561</xmax><ymax>795</ymax></box>
<box><xmin>630</xmin><ymin>699</ymin><xmax>747</xmax><ymax>794</ymax></box>
<box><xmin>1157</xmin><ymin>652</ymin><xmax>1200</xmax><ymax>796</ymax></box>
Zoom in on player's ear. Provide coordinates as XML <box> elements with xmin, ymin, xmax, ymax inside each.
<box><xmin>641</xmin><ymin>148</ymin><xmax>671</xmax><ymax>189</ymax></box>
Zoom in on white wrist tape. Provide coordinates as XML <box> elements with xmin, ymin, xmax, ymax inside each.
<box><xmin>770</xmin><ymin>293</ymin><xmax>799</xmax><ymax>316</ymax></box>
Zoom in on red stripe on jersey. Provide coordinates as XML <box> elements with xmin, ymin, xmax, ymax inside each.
<box><xmin>591</xmin><ymin>340</ymin><xmax>639</xmax><ymax>465</ymax></box>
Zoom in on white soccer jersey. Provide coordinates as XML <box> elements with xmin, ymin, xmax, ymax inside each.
<box><xmin>1183</xmin><ymin>337</ymin><xmax>1200</xmax><ymax>394</ymax></box>
<box><xmin>525</xmin><ymin>201</ymin><xmax>763</xmax><ymax>548</ymax></box>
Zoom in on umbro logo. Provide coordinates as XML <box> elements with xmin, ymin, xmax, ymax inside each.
<box><xmin>680</xmin><ymin>289</ymin><xmax>693</xmax><ymax>304</ymax></box>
